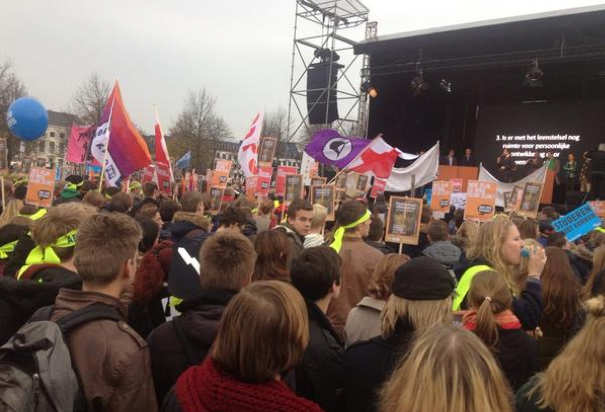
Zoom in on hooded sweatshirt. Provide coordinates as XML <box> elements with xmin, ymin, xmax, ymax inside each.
<box><xmin>422</xmin><ymin>240</ymin><xmax>462</xmax><ymax>267</ymax></box>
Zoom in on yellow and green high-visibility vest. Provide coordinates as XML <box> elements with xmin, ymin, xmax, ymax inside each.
<box><xmin>452</xmin><ymin>265</ymin><xmax>492</xmax><ymax>311</ymax></box>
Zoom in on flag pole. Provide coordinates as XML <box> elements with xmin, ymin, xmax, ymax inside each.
<box><xmin>327</xmin><ymin>134</ymin><xmax>381</xmax><ymax>185</ymax></box>
<box><xmin>97</xmin><ymin>95</ymin><xmax>116</xmax><ymax>191</ymax></box>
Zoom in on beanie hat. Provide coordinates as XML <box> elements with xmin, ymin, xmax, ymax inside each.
<box><xmin>391</xmin><ymin>256</ymin><xmax>455</xmax><ymax>300</ymax></box>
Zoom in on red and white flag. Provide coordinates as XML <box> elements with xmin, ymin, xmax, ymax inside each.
<box><xmin>154</xmin><ymin>106</ymin><xmax>173</xmax><ymax>181</ymax></box>
<box><xmin>238</xmin><ymin>112</ymin><xmax>263</xmax><ymax>178</ymax></box>
<box><xmin>346</xmin><ymin>137</ymin><xmax>401</xmax><ymax>179</ymax></box>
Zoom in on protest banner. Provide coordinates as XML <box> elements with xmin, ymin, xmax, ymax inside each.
<box><xmin>26</xmin><ymin>167</ymin><xmax>56</xmax><ymax>208</ymax></box>
<box><xmin>385</xmin><ymin>196</ymin><xmax>423</xmax><ymax>246</ymax></box>
<box><xmin>464</xmin><ymin>180</ymin><xmax>497</xmax><ymax>222</ymax></box>
<box><xmin>258</xmin><ymin>137</ymin><xmax>277</xmax><ymax>168</ymax></box>
<box><xmin>553</xmin><ymin>203</ymin><xmax>601</xmax><ymax>241</ymax></box>
<box><xmin>156</xmin><ymin>163</ymin><xmax>172</xmax><ymax>195</ymax></box>
<box><xmin>310</xmin><ymin>184</ymin><xmax>336</xmax><ymax>221</ymax></box>
<box><xmin>215</xmin><ymin>159</ymin><xmax>232</xmax><ymax>173</ymax></box>
<box><xmin>209</xmin><ymin>186</ymin><xmax>224</xmax><ymax>215</ymax></box>
<box><xmin>276</xmin><ymin>165</ymin><xmax>297</xmax><ymax>196</ymax></box>
<box><xmin>450</xmin><ymin>178</ymin><xmax>463</xmax><ymax>193</ymax></box>
<box><xmin>285</xmin><ymin>174</ymin><xmax>304</xmax><ymax>205</ymax></box>
<box><xmin>518</xmin><ymin>182</ymin><xmax>543</xmax><ymax>218</ymax></box>
<box><xmin>311</xmin><ymin>177</ymin><xmax>327</xmax><ymax>186</ymax></box>
<box><xmin>257</xmin><ymin>176</ymin><xmax>271</xmax><ymax>198</ymax></box>
<box><xmin>589</xmin><ymin>201</ymin><xmax>605</xmax><ymax>218</ymax></box>
<box><xmin>142</xmin><ymin>165</ymin><xmax>155</xmax><ymax>184</ymax></box>
<box><xmin>430</xmin><ymin>181</ymin><xmax>453</xmax><ymax>213</ymax></box>
<box><xmin>0</xmin><ymin>138</ymin><xmax>8</xmax><ymax>173</ymax></box>
<box><xmin>245</xmin><ymin>176</ymin><xmax>258</xmax><ymax>199</ymax></box>
<box><xmin>370</xmin><ymin>178</ymin><xmax>387</xmax><ymax>199</ymax></box>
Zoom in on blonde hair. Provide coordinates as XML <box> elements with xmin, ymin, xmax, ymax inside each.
<box><xmin>467</xmin><ymin>220</ymin><xmax>516</xmax><ymax>287</ymax></box>
<box><xmin>310</xmin><ymin>203</ymin><xmax>328</xmax><ymax>230</ymax></box>
<box><xmin>378</xmin><ymin>326</ymin><xmax>513</xmax><ymax>412</ymax></box>
<box><xmin>531</xmin><ymin>295</ymin><xmax>605</xmax><ymax>412</ymax></box>
<box><xmin>513</xmin><ymin>238</ymin><xmax>542</xmax><ymax>295</ymax></box>
<box><xmin>456</xmin><ymin>220</ymin><xmax>479</xmax><ymax>244</ymax></box>
<box><xmin>381</xmin><ymin>295</ymin><xmax>452</xmax><ymax>338</ymax></box>
<box><xmin>0</xmin><ymin>199</ymin><xmax>24</xmax><ymax>227</ymax></box>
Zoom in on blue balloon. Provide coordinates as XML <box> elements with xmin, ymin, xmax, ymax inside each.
<box><xmin>6</xmin><ymin>97</ymin><xmax>48</xmax><ymax>141</ymax></box>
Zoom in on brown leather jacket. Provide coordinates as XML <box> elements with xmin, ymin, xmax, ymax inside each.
<box><xmin>51</xmin><ymin>289</ymin><xmax>158</xmax><ymax>412</ymax></box>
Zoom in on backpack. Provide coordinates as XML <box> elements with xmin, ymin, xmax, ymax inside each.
<box><xmin>0</xmin><ymin>303</ymin><xmax>122</xmax><ymax>412</ymax></box>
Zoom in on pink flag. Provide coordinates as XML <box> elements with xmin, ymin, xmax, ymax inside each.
<box><xmin>237</xmin><ymin>112</ymin><xmax>263</xmax><ymax>178</ymax></box>
<box><xmin>154</xmin><ymin>106</ymin><xmax>173</xmax><ymax>180</ymax></box>
<box><xmin>346</xmin><ymin>137</ymin><xmax>401</xmax><ymax>179</ymax></box>
<box><xmin>66</xmin><ymin>124</ymin><xmax>93</xmax><ymax>164</ymax></box>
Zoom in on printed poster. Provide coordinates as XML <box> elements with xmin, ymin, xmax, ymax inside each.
<box><xmin>285</xmin><ymin>174</ymin><xmax>303</xmax><ymax>205</ymax></box>
<box><xmin>310</xmin><ymin>184</ymin><xmax>336</xmax><ymax>221</ymax></box>
<box><xmin>276</xmin><ymin>166</ymin><xmax>297</xmax><ymax>196</ymax></box>
<box><xmin>26</xmin><ymin>167</ymin><xmax>56</xmax><ymax>208</ymax></box>
<box><xmin>209</xmin><ymin>186</ymin><xmax>224</xmax><ymax>215</ymax></box>
<box><xmin>518</xmin><ymin>182</ymin><xmax>543</xmax><ymax>218</ymax></box>
<box><xmin>464</xmin><ymin>180</ymin><xmax>497</xmax><ymax>222</ymax></box>
<box><xmin>370</xmin><ymin>178</ymin><xmax>387</xmax><ymax>199</ymax></box>
<box><xmin>430</xmin><ymin>181</ymin><xmax>453</xmax><ymax>213</ymax></box>
<box><xmin>311</xmin><ymin>177</ymin><xmax>327</xmax><ymax>186</ymax></box>
<box><xmin>553</xmin><ymin>203</ymin><xmax>601</xmax><ymax>242</ymax></box>
<box><xmin>156</xmin><ymin>163</ymin><xmax>172</xmax><ymax>195</ymax></box>
<box><xmin>450</xmin><ymin>178</ymin><xmax>463</xmax><ymax>193</ymax></box>
<box><xmin>385</xmin><ymin>196</ymin><xmax>423</xmax><ymax>245</ymax></box>
<box><xmin>258</xmin><ymin>137</ymin><xmax>277</xmax><ymax>168</ymax></box>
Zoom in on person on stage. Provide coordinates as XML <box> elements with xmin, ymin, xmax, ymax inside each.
<box><xmin>524</xmin><ymin>153</ymin><xmax>543</xmax><ymax>176</ymax></box>
<box><xmin>440</xmin><ymin>149</ymin><xmax>457</xmax><ymax>166</ymax></box>
<box><xmin>459</xmin><ymin>148</ymin><xmax>475</xmax><ymax>167</ymax></box>
<box><xmin>497</xmin><ymin>149</ymin><xmax>516</xmax><ymax>182</ymax></box>
<box><xmin>562</xmin><ymin>152</ymin><xmax>578</xmax><ymax>193</ymax></box>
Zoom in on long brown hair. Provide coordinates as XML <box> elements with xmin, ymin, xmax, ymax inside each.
<box><xmin>252</xmin><ymin>230</ymin><xmax>290</xmax><ymax>282</ymax></box>
<box><xmin>531</xmin><ymin>296</ymin><xmax>605</xmax><ymax>412</ymax></box>
<box><xmin>583</xmin><ymin>245</ymin><xmax>605</xmax><ymax>299</ymax></box>
<box><xmin>541</xmin><ymin>247</ymin><xmax>581</xmax><ymax>326</ymax></box>
<box><xmin>368</xmin><ymin>254</ymin><xmax>410</xmax><ymax>300</ymax></box>
<box><xmin>467</xmin><ymin>270</ymin><xmax>513</xmax><ymax>350</ymax></box>
<box><xmin>378</xmin><ymin>326</ymin><xmax>513</xmax><ymax>412</ymax></box>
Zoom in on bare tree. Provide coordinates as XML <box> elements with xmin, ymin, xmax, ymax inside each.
<box><xmin>0</xmin><ymin>58</ymin><xmax>28</xmax><ymax>162</ymax></box>
<box><xmin>71</xmin><ymin>73</ymin><xmax>111</xmax><ymax>125</ymax></box>
<box><xmin>168</xmin><ymin>88</ymin><xmax>232</xmax><ymax>171</ymax></box>
<box><xmin>262</xmin><ymin>107</ymin><xmax>292</xmax><ymax>141</ymax></box>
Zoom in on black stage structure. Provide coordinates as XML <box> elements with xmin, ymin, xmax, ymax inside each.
<box><xmin>353</xmin><ymin>5</ymin><xmax>605</xmax><ymax>175</ymax></box>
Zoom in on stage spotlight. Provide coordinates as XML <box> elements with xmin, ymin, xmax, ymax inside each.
<box><xmin>439</xmin><ymin>79</ymin><xmax>452</xmax><ymax>93</ymax></box>
<box><xmin>361</xmin><ymin>81</ymin><xmax>378</xmax><ymax>98</ymax></box>
<box><xmin>411</xmin><ymin>70</ymin><xmax>430</xmax><ymax>97</ymax></box>
<box><xmin>523</xmin><ymin>58</ymin><xmax>543</xmax><ymax>87</ymax></box>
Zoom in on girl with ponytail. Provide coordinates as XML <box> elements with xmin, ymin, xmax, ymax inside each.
<box><xmin>463</xmin><ymin>270</ymin><xmax>539</xmax><ymax>391</ymax></box>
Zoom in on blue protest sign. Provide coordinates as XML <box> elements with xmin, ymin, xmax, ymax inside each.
<box><xmin>552</xmin><ymin>203</ymin><xmax>601</xmax><ymax>241</ymax></box>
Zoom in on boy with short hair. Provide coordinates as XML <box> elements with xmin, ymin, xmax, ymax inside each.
<box><xmin>50</xmin><ymin>213</ymin><xmax>158</xmax><ymax>412</ymax></box>
<box><xmin>422</xmin><ymin>219</ymin><xmax>461</xmax><ymax>267</ymax></box>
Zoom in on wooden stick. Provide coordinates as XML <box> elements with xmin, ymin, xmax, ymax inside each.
<box><xmin>1</xmin><ymin>176</ymin><xmax>5</xmax><ymax>211</ymax></box>
<box><xmin>398</xmin><ymin>242</ymin><xmax>403</xmax><ymax>254</ymax></box>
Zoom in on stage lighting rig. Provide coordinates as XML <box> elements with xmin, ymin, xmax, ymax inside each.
<box><xmin>361</xmin><ymin>81</ymin><xmax>378</xmax><ymax>98</ymax></box>
<box><xmin>523</xmin><ymin>58</ymin><xmax>544</xmax><ymax>87</ymax></box>
<box><xmin>411</xmin><ymin>70</ymin><xmax>430</xmax><ymax>97</ymax></box>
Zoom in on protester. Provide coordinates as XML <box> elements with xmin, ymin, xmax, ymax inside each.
<box><xmin>451</xmin><ymin>219</ymin><xmax>479</xmax><ymax>252</ymax></box>
<box><xmin>364</xmin><ymin>215</ymin><xmax>394</xmax><ymax>254</ymax></box>
<box><xmin>82</xmin><ymin>190</ymin><xmax>106</xmax><ymax>210</ymax></box>
<box><xmin>252</xmin><ymin>230</ymin><xmax>290</xmax><ymax>282</ymax></box>
<box><xmin>107</xmin><ymin>191</ymin><xmax>134</xmax><ymax>214</ymax></box>
<box><xmin>148</xmin><ymin>232</ymin><xmax>256</xmax><ymax>404</ymax></box>
<box><xmin>583</xmin><ymin>244</ymin><xmax>605</xmax><ymax>298</ymax></box>
<box><xmin>344</xmin><ymin>253</ymin><xmax>409</xmax><ymax>346</ymax></box>
<box><xmin>453</xmin><ymin>219</ymin><xmax>545</xmax><ymax>330</ymax></box>
<box><xmin>49</xmin><ymin>212</ymin><xmax>158</xmax><ymax>411</ymax></box>
<box><xmin>0</xmin><ymin>185</ymin><xmax>26</xmax><ymax>227</ymax></box>
<box><xmin>343</xmin><ymin>257</ymin><xmax>455</xmax><ymax>412</ymax></box>
<box><xmin>53</xmin><ymin>175</ymin><xmax>84</xmax><ymax>205</ymax></box>
<box><xmin>520</xmin><ymin>219</ymin><xmax>540</xmax><ymax>241</ymax></box>
<box><xmin>304</xmin><ymin>204</ymin><xmax>327</xmax><ymax>248</ymax></box>
<box><xmin>130</xmin><ymin>181</ymin><xmax>160</xmax><ymax>217</ymax></box>
<box><xmin>327</xmin><ymin>200</ymin><xmax>383</xmax><ymax>334</ymax></box>
<box><xmin>513</xmin><ymin>238</ymin><xmax>543</xmax><ymax>294</ymax></box>
<box><xmin>403</xmin><ymin>205</ymin><xmax>432</xmax><ymax>257</ymax></box>
<box><xmin>216</xmin><ymin>205</ymin><xmax>248</xmax><ymax>233</ymax></box>
<box><xmin>274</xmin><ymin>198</ymin><xmax>314</xmax><ymax>268</ymax></box>
<box><xmin>254</xmin><ymin>198</ymin><xmax>276</xmax><ymax>233</ymax></box>
<box><xmin>538</xmin><ymin>247</ymin><xmax>585</xmax><ymax>369</ymax></box>
<box><xmin>463</xmin><ymin>270</ymin><xmax>539</xmax><ymax>390</ymax></box>
<box><xmin>422</xmin><ymin>219</ymin><xmax>461</xmax><ymax>268</ymax></box>
<box><xmin>378</xmin><ymin>326</ymin><xmax>514</xmax><ymax>412</ymax></box>
<box><xmin>291</xmin><ymin>246</ymin><xmax>345</xmax><ymax>412</ymax></box>
<box><xmin>546</xmin><ymin>232</ymin><xmax>589</xmax><ymax>284</ymax></box>
<box><xmin>161</xmin><ymin>281</ymin><xmax>322</xmax><ymax>412</ymax></box>
<box><xmin>516</xmin><ymin>295</ymin><xmax>605</xmax><ymax>412</ymax></box>
<box><xmin>159</xmin><ymin>199</ymin><xmax>180</xmax><ymax>241</ymax></box>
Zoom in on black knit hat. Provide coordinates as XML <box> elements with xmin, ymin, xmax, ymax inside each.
<box><xmin>391</xmin><ymin>256</ymin><xmax>455</xmax><ymax>300</ymax></box>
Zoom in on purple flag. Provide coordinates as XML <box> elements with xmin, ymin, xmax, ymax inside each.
<box><xmin>305</xmin><ymin>129</ymin><xmax>370</xmax><ymax>169</ymax></box>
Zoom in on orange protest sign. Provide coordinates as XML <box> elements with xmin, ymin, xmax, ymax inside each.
<box><xmin>464</xmin><ymin>180</ymin><xmax>497</xmax><ymax>222</ymax></box>
<box><xmin>26</xmin><ymin>167</ymin><xmax>56</xmax><ymax>208</ymax></box>
<box><xmin>211</xmin><ymin>170</ymin><xmax>229</xmax><ymax>189</ymax></box>
<box><xmin>430</xmin><ymin>181</ymin><xmax>453</xmax><ymax>213</ymax></box>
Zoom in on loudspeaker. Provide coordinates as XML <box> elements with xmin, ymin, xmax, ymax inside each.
<box><xmin>565</xmin><ymin>191</ymin><xmax>586</xmax><ymax>207</ymax></box>
<box><xmin>307</xmin><ymin>63</ymin><xmax>339</xmax><ymax>125</ymax></box>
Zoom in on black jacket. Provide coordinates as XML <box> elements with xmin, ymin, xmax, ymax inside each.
<box><xmin>3</xmin><ymin>232</ymin><xmax>36</xmax><ymax>278</ymax></box>
<box><xmin>587</xmin><ymin>149</ymin><xmax>605</xmax><ymax>176</ymax></box>
<box><xmin>402</xmin><ymin>231</ymin><xmax>430</xmax><ymax>258</ymax></box>
<box><xmin>494</xmin><ymin>328</ymin><xmax>540</xmax><ymax>391</ymax></box>
<box><xmin>343</xmin><ymin>321</ymin><xmax>415</xmax><ymax>412</ymax></box>
<box><xmin>130</xmin><ymin>197</ymin><xmax>160</xmax><ymax>217</ymax></box>
<box><xmin>147</xmin><ymin>288</ymin><xmax>236</xmax><ymax>404</ymax></box>
<box><xmin>296</xmin><ymin>300</ymin><xmax>345</xmax><ymax>412</ymax></box>
<box><xmin>459</xmin><ymin>155</ymin><xmax>475</xmax><ymax>167</ymax></box>
<box><xmin>538</xmin><ymin>309</ymin><xmax>586</xmax><ymax>370</ymax></box>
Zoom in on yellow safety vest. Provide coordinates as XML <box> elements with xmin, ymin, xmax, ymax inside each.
<box><xmin>452</xmin><ymin>265</ymin><xmax>492</xmax><ymax>311</ymax></box>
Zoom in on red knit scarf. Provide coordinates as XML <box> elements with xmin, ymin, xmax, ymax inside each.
<box><xmin>462</xmin><ymin>309</ymin><xmax>522</xmax><ymax>331</ymax></box>
<box><xmin>176</xmin><ymin>358</ymin><xmax>323</xmax><ymax>412</ymax></box>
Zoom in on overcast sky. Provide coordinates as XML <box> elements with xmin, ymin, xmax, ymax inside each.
<box><xmin>2</xmin><ymin>0</ymin><xmax>604</xmax><ymax>140</ymax></box>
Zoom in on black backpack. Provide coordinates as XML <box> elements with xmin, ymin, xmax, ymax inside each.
<box><xmin>0</xmin><ymin>303</ymin><xmax>122</xmax><ymax>412</ymax></box>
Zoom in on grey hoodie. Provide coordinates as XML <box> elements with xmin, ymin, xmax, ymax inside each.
<box><xmin>422</xmin><ymin>240</ymin><xmax>461</xmax><ymax>267</ymax></box>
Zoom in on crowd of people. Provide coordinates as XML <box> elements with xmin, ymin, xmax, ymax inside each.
<box><xmin>1</xmin><ymin>173</ymin><xmax>605</xmax><ymax>412</ymax></box>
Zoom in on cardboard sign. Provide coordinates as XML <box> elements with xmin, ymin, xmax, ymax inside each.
<box><xmin>370</xmin><ymin>178</ymin><xmax>387</xmax><ymax>199</ymax></box>
<box><xmin>506</xmin><ymin>185</ymin><xmax>524</xmax><ymax>212</ymax></box>
<box><xmin>335</xmin><ymin>173</ymin><xmax>347</xmax><ymax>190</ymax></box>
<box><xmin>464</xmin><ymin>180</ymin><xmax>497</xmax><ymax>222</ymax></box>
<box><xmin>256</xmin><ymin>176</ymin><xmax>271</xmax><ymax>198</ymax></box>
<box><xmin>284</xmin><ymin>174</ymin><xmax>304</xmax><ymax>205</ymax></box>
<box><xmin>21</xmin><ymin>156</ymin><xmax>32</xmax><ymax>174</ymax></box>
<box><xmin>518</xmin><ymin>182</ymin><xmax>543</xmax><ymax>218</ymax></box>
<box><xmin>211</xmin><ymin>170</ymin><xmax>229</xmax><ymax>189</ymax></box>
<box><xmin>450</xmin><ymin>178</ymin><xmax>463</xmax><ymax>193</ymax></box>
<box><xmin>156</xmin><ymin>163</ymin><xmax>172</xmax><ymax>195</ymax></box>
<box><xmin>345</xmin><ymin>172</ymin><xmax>368</xmax><ymax>198</ymax></box>
<box><xmin>26</xmin><ymin>167</ymin><xmax>56</xmax><ymax>208</ymax></box>
<box><xmin>258</xmin><ymin>137</ymin><xmax>277</xmax><ymax>168</ymax></box>
<box><xmin>310</xmin><ymin>184</ymin><xmax>336</xmax><ymax>221</ymax></box>
<box><xmin>214</xmin><ymin>159</ymin><xmax>232</xmax><ymax>173</ymax></box>
<box><xmin>554</xmin><ymin>203</ymin><xmax>601</xmax><ymax>241</ymax></box>
<box><xmin>385</xmin><ymin>196</ymin><xmax>423</xmax><ymax>245</ymax></box>
<box><xmin>276</xmin><ymin>166</ymin><xmax>297</xmax><ymax>196</ymax></box>
<box><xmin>209</xmin><ymin>186</ymin><xmax>224</xmax><ymax>215</ymax></box>
<box><xmin>310</xmin><ymin>177</ymin><xmax>327</xmax><ymax>186</ymax></box>
<box><xmin>589</xmin><ymin>201</ymin><xmax>605</xmax><ymax>218</ymax></box>
<box><xmin>245</xmin><ymin>176</ymin><xmax>258</xmax><ymax>199</ymax></box>
<box><xmin>430</xmin><ymin>181</ymin><xmax>453</xmax><ymax>213</ymax></box>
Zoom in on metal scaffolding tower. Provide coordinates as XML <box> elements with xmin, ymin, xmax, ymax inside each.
<box><xmin>286</xmin><ymin>0</ymin><xmax>371</xmax><ymax>143</ymax></box>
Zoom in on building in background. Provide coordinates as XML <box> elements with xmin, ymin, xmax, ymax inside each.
<box><xmin>32</xmin><ymin>110</ymin><xmax>79</xmax><ymax>169</ymax></box>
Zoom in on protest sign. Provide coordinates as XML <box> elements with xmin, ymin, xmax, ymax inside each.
<box><xmin>276</xmin><ymin>166</ymin><xmax>297</xmax><ymax>196</ymax></box>
<box><xmin>430</xmin><ymin>181</ymin><xmax>453</xmax><ymax>213</ymax></box>
<box><xmin>505</xmin><ymin>185</ymin><xmax>524</xmax><ymax>212</ymax></box>
<box><xmin>345</xmin><ymin>172</ymin><xmax>368</xmax><ymax>198</ymax></box>
<box><xmin>209</xmin><ymin>186</ymin><xmax>224</xmax><ymax>215</ymax></box>
<box><xmin>285</xmin><ymin>174</ymin><xmax>304</xmax><ymax>204</ymax></box>
<box><xmin>518</xmin><ymin>182</ymin><xmax>543</xmax><ymax>218</ymax></box>
<box><xmin>21</xmin><ymin>156</ymin><xmax>32</xmax><ymax>174</ymax></box>
<box><xmin>370</xmin><ymin>178</ymin><xmax>387</xmax><ymax>199</ymax></box>
<box><xmin>335</xmin><ymin>173</ymin><xmax>347</xmax><ymax>190</ymax></box>
<box><xmin>26</xmin><ymin>167</ymin><xmax>56</xmax><ymax>208</ymax></box>
<box><xmin>300</xmin><ymin>152</ymin><xmax>319</xmax><ymax>185</ymax></box>
<box><xmin>385</xmin><ymin>196</ymin><xmax>423</xmax><ymax>245</ymax></box>
<box><xmin>311</xmin><ymin>177</ymin><xmax>327</xmax><ymax>186</ymax></box>
<box><xmin>310</xmin><ymin>184</ymin><xmax>336</xmax><ymax>221</ymax></box>
<box><xmin>450</xmin><ymin>178</ymin><xmax>463</xmax><ymax>193</ymax></box>
<box><xmin>589</xmin><ymin>201</ymin><xmax>605</xmax><ymax>218</ymax></box>
<box><xmin>257</xmin><ymin>176</ymin><xmax>271</xmax><ymax>198</ymax></box>
<box><xmin>215</xmin><ymin>159</ymin><xmax>232</xmax><ymax>173</ymax></box>
<box><xmin>142</xmin><ymin>165</ymin><xmax>155</xmax><ymax>184</ymax></box>
<box><xmin>211</xmin><ymin>170</ymin><xmax>229</xmax><ymax>189</ymax></box>
<box><xmin>245</xmin><ymin>176</ymin><xmax>258</xmax><ymax>199</ymax></box>
<box><xmin>156</xmin><ymin>163</ymin><xmax>172</xmax><ymax>195</ymax></box>
<box><xmin>258</xmin><ymin>137</ymin><xmax>277</xmax><ymax>168</ymax></box>
<box><xmin>450</xmin><ymin>192</ymin><xmax>467</xmax><ymax>210</ymax></box>
<box><xmin>553</xmin><ymin>203</ymin><xmax>601</xmax><ymax>241</ymax></box>
<box><xmin>464</xmin><ymin>180</ymin><xmax>497</xmax><ymax>222</ymax></box>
